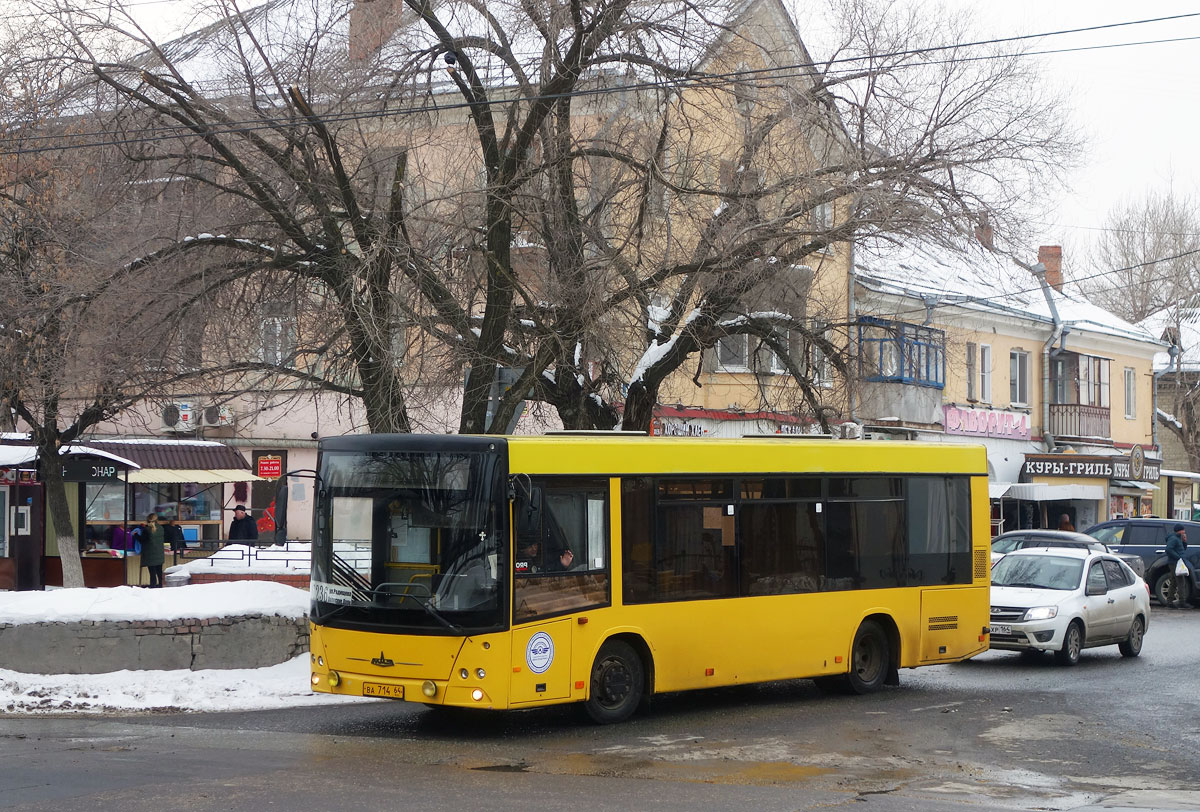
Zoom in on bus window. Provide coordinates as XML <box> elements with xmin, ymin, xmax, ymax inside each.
<box><xmin>907</xmin><ymin>476</ymin><xmax>973</xmax><ymax>585</ymax></box>
<box><xmin>621</xmin><ymin>478</ymin><xmax>655</xmax><ymax>603</ymax></box>
<box><xmin>655</xmin><ymin>478</ymin><xmax>737</xmax><ymax>600</ymax></box>
<box><xmin>740</xmin><ymin>500</ymin><xmax>823</xmax><ymax>595</ymax></box>
<box><xmin>514</xmin><ymin>478</ymin><xmax>610</xmax><ymax>623</ymax></box>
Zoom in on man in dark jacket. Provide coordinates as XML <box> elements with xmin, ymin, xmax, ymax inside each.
<box><xmin>228</xmin><ymin>504</ymin><xmax>259</xmax><ymax>542</ymax></box>
<box><xmin>1165</xmin><ymin>524</ymin><xmax>1189</xmax><ymax>609</ymax></box>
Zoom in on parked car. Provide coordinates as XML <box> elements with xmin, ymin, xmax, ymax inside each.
<box><xmin>990</xmin><ymin>529</ymin><xmax>1144</xmax><ymax>578</ymax></box>
<box><xmin>1084</xmin><ymin>518</ymin><xmax>1200</xmax><ymax>604</ymax></box>
<box><xmin>989</xmin><ymin>548</ymin><xmax>1150</xmax><ymax>666</ymax></box>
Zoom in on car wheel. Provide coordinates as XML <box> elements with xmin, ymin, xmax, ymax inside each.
<box><xmin>1153</xmin><ymin>572</ymin><xmax>1173</xmax><ymax>605</ymax></box>
<box><xmin>1054</xmin><ymin>621</ymin><xmax>1083</xmax><ymax>666</ymax></box>
<box><xmin>1118</xmin><ymin>615</ymin><xmax>1145</xmax><ymax>658</ymax></box>
<box><xmin>584</xmin><ymin>640</ymin><xmax>644</xmax><ymax>724</ymax></box>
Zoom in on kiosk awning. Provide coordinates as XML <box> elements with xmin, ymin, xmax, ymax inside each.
<box><xmin>126</xmin><ymin>468</ymin><xmax>263</xmax><ymax>484</ymax></box>
<box><xmin>1111</xmin><ymin>480</ymin><xmax>1158</xmax><ymax>492</ymax></box>
<box><xmin>1002</xmin><ymin>483</ymin><xmax>1106</xmax><ymax>501</ymax></box>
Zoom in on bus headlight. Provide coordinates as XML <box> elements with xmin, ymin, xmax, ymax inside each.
<box><xmin>475</xmin><ymin>668</ymin><xmax>486</xmax><ymax>679</ymax></box>
<box><xmin>422</xmin><ymin>680</ymin><xmax>437</xmax><ymax>698</ymax></box>
<box><xmin>328</xmin><ymin>670</ymin><xmax>341</xmax><ymax>687</ymax></box>
<box><xmin>471</xmin><ymin>689</ymin><xmax>484</xmax><ymax>701</ymax></box>
<box><xmin>311</xmin><ymin>674</ymin><xmax>320</xmax><ymax>686</ymax></box>
<box><xmin>460</xmin><ymin>668</ymin><xmax>469</xmax><ymax>680</ymax></box>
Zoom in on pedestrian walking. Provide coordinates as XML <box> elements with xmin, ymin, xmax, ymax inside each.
<box><xmin>228</xmin><ymin>504</ymin><xmax>259</xmax><ymax>542</ymax></box>
<box><xmin>1165</xmin><ymin>524</ymin><xmax>1189</xmax><ymax>608</ymax></box>
<box><xmin>141</xmin><ymin>512</ymin><xmax>166</xmax><ymax>588</ymax></box>
<box><xmin>163</xmin><ymin>517</ymin><xmax>186</xmax><ymax>554</ymax></box>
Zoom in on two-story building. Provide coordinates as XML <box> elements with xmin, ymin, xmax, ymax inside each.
<box><xmin>853</xmin><ymin>239</ymin><xmax>1164</xmax><ymax>534</ymax></box>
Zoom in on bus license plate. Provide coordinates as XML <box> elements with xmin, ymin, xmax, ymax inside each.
<box><xmin>989</xmin><ymin>624</ymin><xmax>1011</xmax><ymax>635</ymax></box>
<box><xmin>362</xmin><ymin>682</ymin><xmax>404</xmax><ymax>699</ymax></box>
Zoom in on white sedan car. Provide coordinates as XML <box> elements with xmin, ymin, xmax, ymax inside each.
<box><xmin>989</xmin><ymin>548</ymin><xmax>1150</xmax><ymax>666</ymax></box>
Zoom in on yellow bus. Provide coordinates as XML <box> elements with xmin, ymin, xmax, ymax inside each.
<box><xmin>306</xmin><ymin>434</ymin><xmax>990</xmax><ymax>723</ymax></box>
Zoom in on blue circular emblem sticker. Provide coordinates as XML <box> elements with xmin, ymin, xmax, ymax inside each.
<box><xmin>526</xmin><ymin>632</ymin><xmax>554</xmax><ymax>674</ymax></box>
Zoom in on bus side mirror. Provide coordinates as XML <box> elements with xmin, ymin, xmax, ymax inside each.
<box><xmin>273</xmin><ymin>477</ymin><xmax>289</xmax><ymax>545</ymax></box>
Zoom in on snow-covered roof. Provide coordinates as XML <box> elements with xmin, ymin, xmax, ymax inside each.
<box><xmin>129</xmin><ymin>0</ymin><xmax>744</xmax><ymax>99</ymax></box>
<box><xmin>854</xmin><ymin>240</ymin><xmax>1162</xmax><ymax>349</ymax></box>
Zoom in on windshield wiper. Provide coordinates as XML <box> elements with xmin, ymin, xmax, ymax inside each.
<box><xmin>1000</xmin><ymin>581</ymin><xmax>1051</xmax><ymax>589</ymax></box>
<box><xmin>373</xmin><ymin>582</ymin><xmax>462</xmax><ymax>633</ymax></box>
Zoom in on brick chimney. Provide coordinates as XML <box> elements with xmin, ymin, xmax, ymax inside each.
<box><xmin>349</xmin><ymin>0</ymin><xmax>403</xmax><ymax>62</ymax></box>
<box><xmin>1038</xmin><ymin>245</ymin><xmax>1063</xmax><ymax>292</ymax></box>
<box><xmin>974</xmin><ymin>215</ymin><xmax>994</xmax><ymax>250</ymax></box>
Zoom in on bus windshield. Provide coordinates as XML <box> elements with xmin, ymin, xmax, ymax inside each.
<box><xmin>311</xmin><ymin>448</ymin><xmax>507</xmax><ymax>634</ymax></box>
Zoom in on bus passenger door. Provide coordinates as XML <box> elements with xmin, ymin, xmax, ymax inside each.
<box><xmin>510</xmin><ymin>619</ymin><xmax>572</xmax><ymax>704</ymax></box>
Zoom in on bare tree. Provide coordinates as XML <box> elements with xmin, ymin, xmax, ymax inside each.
<box><xmin>0</xmin><ymin>37</ymin><xmax>179</xmax><ymax>587</ymax></box>
<box><xmin>36</xmin><ymin>0</ymin><xmax>1072</xmax><ymax>436</ymax></box>
<box><xmin>1080</xmin><ymin>188</ymin><xmax>1200</xmax><ymax>323</ymax></box>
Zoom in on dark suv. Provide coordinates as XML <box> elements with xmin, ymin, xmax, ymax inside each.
<box><xmin>1085</xmin><ymin>518</ymin><xmax>1200</xmax><ymax>606</ymax></box>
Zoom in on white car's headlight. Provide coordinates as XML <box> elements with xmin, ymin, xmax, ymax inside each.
<box><xmin>1022</xmin><ymin>606</ymin><xmax>1059</xmax><ymax>621</ymax></box>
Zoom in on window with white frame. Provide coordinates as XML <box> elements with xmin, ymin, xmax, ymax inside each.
<box><xmin>966</xmin><ymin>342</ymin><xmax>977</xmax><ymax>401</ymax></box>
<box><xmin>812</xmin><ymin>201</ymin><xmax>834</xmax><ymax>231</ymax></box>
<box><xmin>980</xmin><ymin>344</ymin><xmax>992</xmax><ymax>402</ymax></box>
<box><xmin>1124</xmin><ymin>367</ymin><xmax>1136</xmax><ymax>418</ymax></box>
<box><xmin>766</xmin><ymin>329</ymin><xmax>791</xmax><ymax>374</ymax></box>
<box><xmin>808</xmin><ymin>320</ymin><xmax>833</xmax><ymax>388</ymax></box>
<box><xmin>261</xmin><ymin>304</ymin><xmax>296</xmax><ymax>366</ymax></box>
<box><xmin>1078</xmin><ymin>355</ymin><xmax>1110</xmax><ymax>408</ymax></box>
<box><xmin>716</xmin><ymin>334</ymin><xmax>750</xmax><ymax>371</ymax></box>
<box><xmin>1009</xmin><ymin>350</ymin><xmax>1030</xmax><ymax>406</ymax></box>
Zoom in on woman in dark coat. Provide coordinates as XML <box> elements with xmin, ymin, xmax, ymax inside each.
<box><xmin>141</xmin><ymin>513</ymin><xmax>166</xmax><ymax>588</ymax></box>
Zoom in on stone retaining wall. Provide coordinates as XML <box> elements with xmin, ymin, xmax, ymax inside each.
<box><xmin>0</xmin><ymin>614</ymin><xmax>309</xmax><ymax>675</ymax></box>
<box><xmin>186</xmin><ymin>572</ymin><xmax>310</xmax><ymax>589</ymax></box>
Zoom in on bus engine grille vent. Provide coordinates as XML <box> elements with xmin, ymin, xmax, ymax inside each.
<box><xmin>973</xmin><ymin>549</ymin><xmax>988</xmax><ymax>580</ymax></box>
<box><xmin>928</xmin><ymin>615</ymin><xmax>958</xmax><ymax>631</ymax></box>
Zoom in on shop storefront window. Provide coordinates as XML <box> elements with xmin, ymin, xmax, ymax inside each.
<box><xmin>85</xmin><ymin>483</ymin><xmax>220</xmax><ymax>522</ymax></box>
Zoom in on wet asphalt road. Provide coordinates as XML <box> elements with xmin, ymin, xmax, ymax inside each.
<box><xmin>2</xmin><ymin>609</ymin><xmax>1200</xmax><ymax>812</ymax></box>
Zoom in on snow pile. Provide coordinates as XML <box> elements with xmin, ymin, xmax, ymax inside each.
<box><xmin>0</xmin><ymin>581</ymin><xmax>379</xmax><ymax>714</ymax></box>
<box><xmin>0</xmin><ymin>581</ymin><xmax>309</xmax><ymax>625</ymax></box>
<box><xmin>0</xmin><ymin>656</ymin><xmax>372</xmax><ymax>714</ymax></box>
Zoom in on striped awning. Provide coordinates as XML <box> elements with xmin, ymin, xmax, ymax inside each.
<box><xmin>126</xmin><ymin>468</ymin><xmax>262</xmax><ymax>484</ymax></box>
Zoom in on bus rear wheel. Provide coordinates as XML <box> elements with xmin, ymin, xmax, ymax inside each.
<box><xmin>584</xmin><ymin>640</ymin><xmax>644</xmax><ymax>724</ymax></box>
<box><xmin>845</xmin><ymin>620</ymin><xmax>889</xmax><ymax>694</ymax></box>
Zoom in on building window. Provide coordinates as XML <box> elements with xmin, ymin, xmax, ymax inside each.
<box><xmin>716</xmin><ymin>334</ymin><xmax>750</xmax><ymax>372</ymax></box>
<box><xmin>857</xmin><ymin>318</ymin><xmax>944</xmax><ymax>388</ymax></box>
<box><xmin>261</xmin><ymin>304</ymin><xmax>296</xmax><ymax>366</ymax></box>
<box><xmin>766</xmin><ymin>329</ymin><xmax>791</xmax><ymax>374</ymax></box>
<box><xmin>966</xmin><ymin>342</ymin><xmax>977</xmax><ymax>401</ymax></box>
<box><xmin>812</xmin><ymin>201</ymin><xmax>834</xmax><ymax>231</ymax></box>
<box><xmin>1010</xmin><ymin>350</ymin><xmax>1030</xmax><ymax>406</ymax></box>
<box><xmin>1079</xmin><ymin>355</ymin><xmax>1110</xmax><ymax>408</ymax></box>
<box><xmin>980</xmin><ymin>344</ymin><xmax>992</xmax><ymax>402</ymax></box>
<box><xmin>1124</xmin><ymin>367</ymin><xmax>1136</xmax><ymax>419</ymax></box>
<box><xmin>808</xmin><ymin>320</ymin><xmax>833</xmax><ymax>388</ymax></box>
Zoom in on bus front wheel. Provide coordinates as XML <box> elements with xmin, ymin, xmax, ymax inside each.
<box><xmin>584</xmin><ymin>640</ymin><xmax>644</xmax><ymax>724</ymax></box>
<box><xmin>845</xmin><ymin>620</ymin><xmax>889</xmax><ymax>694</ymax></box>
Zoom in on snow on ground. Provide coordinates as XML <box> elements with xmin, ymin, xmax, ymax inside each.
<box><xmin>0</xmin><ymin>581</ymin><xmax>309</xmax><ymax>625</ymax></box>
<box><xmin>0</xmin><ymin>581</ymin><xmax>376</xmax><ymax>715</ymax></box>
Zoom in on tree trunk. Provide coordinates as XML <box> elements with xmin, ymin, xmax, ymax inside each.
<box><xmin>42</xmin><ymin>456</ymin><xmax>84</xmax><ymax>589</ymax></box>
